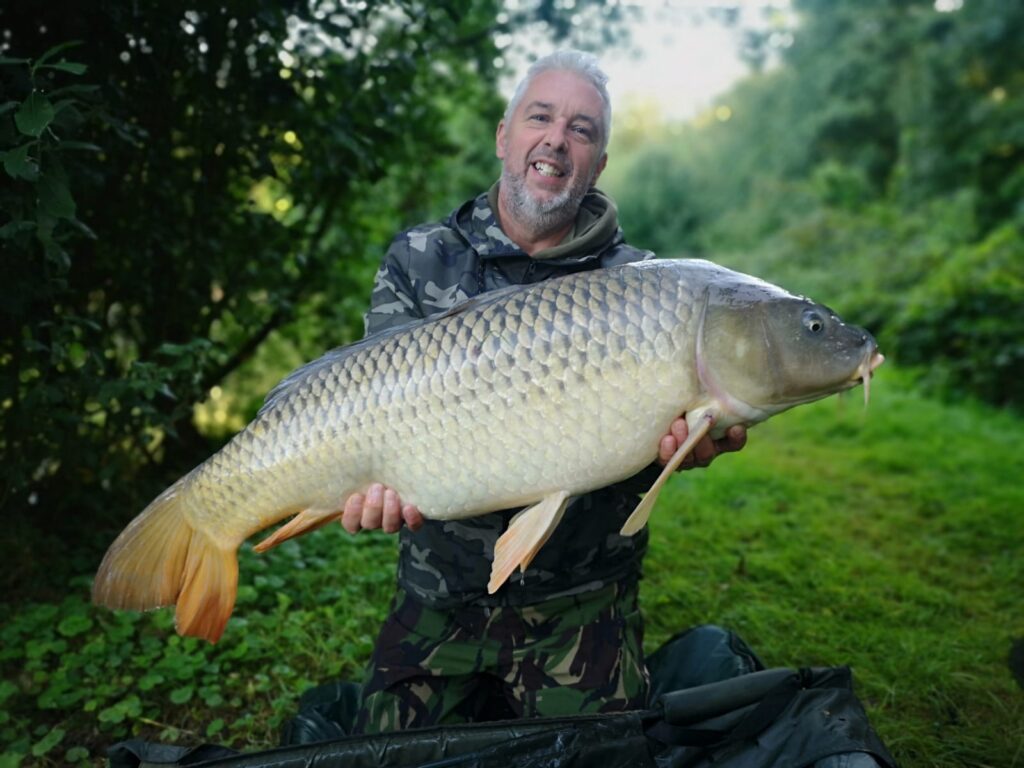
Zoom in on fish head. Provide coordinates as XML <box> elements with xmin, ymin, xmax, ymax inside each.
<box><xmin>696</xmin><ymin>275</ymin><xmax>884</xmax><ymax>423</ymax></box>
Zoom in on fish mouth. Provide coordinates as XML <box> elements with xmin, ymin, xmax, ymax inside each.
<box><xmin>772</xmin><ymin>343</ymin><xmax>884</xmax><ymax>411</ymax></box>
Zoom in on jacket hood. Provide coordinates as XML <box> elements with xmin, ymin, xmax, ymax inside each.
<box><xmin>449</xmin><ymin>181</ymin><xmax>626</xmax><ymax>266</ymax></box>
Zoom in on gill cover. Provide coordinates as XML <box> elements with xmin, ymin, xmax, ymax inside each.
<box><xmin>696</xmin><ymin>275</ymin><xmax>876</xmax><ymax>419</ymax></box>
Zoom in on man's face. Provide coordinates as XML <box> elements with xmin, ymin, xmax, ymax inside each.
<box><xmin>496</xmin><ymin>69</ymin><xmax>609</xmax><ymax>234</ymax></box>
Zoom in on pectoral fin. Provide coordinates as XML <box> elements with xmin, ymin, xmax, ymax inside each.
<box><xmin>620</xmin><ymin>411</ymin><xmax>717</xmax><ymax>536</ymax></box>
<box><xmin>488</xmin><ymin>491</ymin><xmax>571</xmax><ymax>594</ymax></box>
<box><xmin>253</xmin><ymin>506</ymin><xmax>343</xmax><ymax>553</ymax></box>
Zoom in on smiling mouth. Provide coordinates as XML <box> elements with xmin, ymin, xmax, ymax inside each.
<box><xmin>532</xmin><ymin>160</ymin><xmax>565</xmax><ymax>178</ymax></box>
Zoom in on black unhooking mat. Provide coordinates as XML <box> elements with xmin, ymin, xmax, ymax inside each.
<box><xmin>107</xmin><ymin>626</ymin><xmax>897</xmax><ymax>768</ymax></box>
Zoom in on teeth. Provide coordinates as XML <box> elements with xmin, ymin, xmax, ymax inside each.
<box><xmin>533</xmin><ymin>161</ymin><xmax>563</xmax><ymax>177</ymax></box>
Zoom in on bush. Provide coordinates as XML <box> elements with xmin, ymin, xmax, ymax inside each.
<box><xmin>887</xmin><ymin>223</ymin><xmax>1024</xmax><ymax>409</ymax></box>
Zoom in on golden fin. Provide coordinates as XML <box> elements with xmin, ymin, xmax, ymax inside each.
<box><xmin>620</xmin><ymin>411</ymin><xmax>717</xmax><ymax>536</ymax></box>
<box><xmin>175</xmin><ymin>530</ymin><xmax>238</xmax><ymax>643</ymax></box>
<box><xmin>488</xmin><ymin>491</ymin><xmax>570</xmax><ymax>594</ymax></box>
<box><xmin>92</xmin><ymin>475</ymin><xmax>240</xmax><ymax>644</ymax></box>
<box><xmin>252</xmin><ymin>506</ymin><xmax>343</xmax><ymax>553</ymax></box>
<box><xmin>92</xmin><ymin>477</ymin><xmax>193</xmax><ymax>611</ymax></box>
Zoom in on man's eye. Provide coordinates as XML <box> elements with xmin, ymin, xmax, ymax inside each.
<box><xmin>572</xmin><ymin>125</ymin><xmax>593</xmax><ymax>139</ymax></box>
<box><xmin>529</xmin><ymin>114</ymin><xmax>550</xmax><ymax>122</ymax></box>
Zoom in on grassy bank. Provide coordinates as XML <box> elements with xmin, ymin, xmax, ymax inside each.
<box><xmin>644</xmin><ymin>369</ymin><xmax>1024</xmax><ymax>766</ymax></box>
<box><xmin>2</xmin><ymin>368</ymin><xmax>1021</xmax><ymax>767</ymax></box>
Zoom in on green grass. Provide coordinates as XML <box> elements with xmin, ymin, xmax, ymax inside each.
<box><xmin>1</xmin><ymin>367</ymin><xmax>1022</xmax><ymax>767</ymax></box>
<box><xmin>643</xmin><ymin>368</ymin><xmax>1024</xmax><ymax>767</ymax></box>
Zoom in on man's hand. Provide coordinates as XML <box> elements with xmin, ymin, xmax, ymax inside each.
<box><xmin>342</xmin><ymin>483</ymin><xmax>424</xmax><ymax>534</ymax></box>
<box><xmin>657</xmin><ymin>418</ymin><xmax>747</xmax><ymax>470</ymax></box>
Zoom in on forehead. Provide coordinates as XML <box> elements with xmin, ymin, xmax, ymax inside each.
<box><xmin>514</xmin><ymin>69</ymin><xmax>605</xmax><ymax>119</ymax></box>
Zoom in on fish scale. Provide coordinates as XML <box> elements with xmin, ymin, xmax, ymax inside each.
<box><xmin>92</xmin><ymin>259</ymin><xmax>882</xmax><ymax>642</ymax></box>
<box><xmin>200</xmin><ymin>264</ymin><xmax>688</xmax><ymax>533</ymax></box>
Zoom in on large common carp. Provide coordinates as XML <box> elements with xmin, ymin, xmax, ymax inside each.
<box><xmin>93</xmin><ymin>259</ymin><xmax>883</xmax><ymax>642</ymax></box>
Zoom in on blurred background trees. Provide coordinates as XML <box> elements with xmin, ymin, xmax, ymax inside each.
<box><xmin>605</xmin><ymin>0</ymin><xmax>1024</xmax><ymax>409</ymax></box>
<box><xmin>2</xmin><ymin>0</ymin><xmax>1021</xmax><ymax>596</ymax></box>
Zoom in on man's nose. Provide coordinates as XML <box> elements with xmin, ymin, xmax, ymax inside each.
<box><xmin>542</xmin><ymin>119</ymin><xmax>569</xmax><ymax>150</ymax></box>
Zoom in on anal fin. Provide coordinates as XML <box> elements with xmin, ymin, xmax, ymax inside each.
<box><xmin>488</xmin><ymin>491</ymin><xmax>570</xmax><ymax>594</ymax></box>
<box><xmin>253</xmin><ymin>506</ymin><xmax>343</xmax><ymax>553</ymax></box>
<box><xmin>620</xmin><ymin>410</ymin><xmax>717</xmax><ymax>536</ymax></box>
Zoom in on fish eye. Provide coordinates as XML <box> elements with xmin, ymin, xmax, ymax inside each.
<box><xmin>802</xmin><ymin>309</ymin><xmax>825</xmax><ymax>334</ymax></box>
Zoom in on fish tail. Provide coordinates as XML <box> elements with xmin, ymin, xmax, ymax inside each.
<box><xmin>92</xmin><ymin>476</ymin><xmax>238</xmax><ymax>644</ymax></box>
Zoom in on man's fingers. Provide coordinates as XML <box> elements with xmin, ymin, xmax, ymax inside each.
<box><xmin>342</xmin><ymin>494</ymin><xmax>364</xmax><ymax>534</ymax></box>
<box><xmin>363</xmin><ymin>483</ymin><xmax>385</xmax><ymax>530</ymax></box>
<box><xmin>343</xmin><ymin>486</ymin><xmax>422</xmax><ymax>534</ymax></box>
<box><xmin>402</xmin><ymin>504</ymin><xmax>424</xmax><ymax>532</ymax></box>
<box><xmin>717</xmin><ymin>425</ymin><xmax>747</xmax><ymax>453</ymax></box>
<box><xmin>381</xmin><ymin>488</ymin><xmax>401</xmax><ymax>533</ymax></box>
<box><xmin>691</xmin><ymin>435</ymin><xmax>717</xmax><ymax>467</ymax></box>
<box><xmin>658</xmin><ymin>434</ymin><xmax>676</xmax><ymax>465</ymax></box>
<box><xmin>658</xmin><ymin>418</ymin><xmax>696</xmax><ymax>468</ymax></box>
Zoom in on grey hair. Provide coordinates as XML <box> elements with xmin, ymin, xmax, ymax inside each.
<box><xmin>504</xmin><ymin>50</ymin><xmax>612</xmax><ymax>153</ymax></box>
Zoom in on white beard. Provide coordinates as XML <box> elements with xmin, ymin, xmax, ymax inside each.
<box><xmin>500</xmin><ymin>160</ymin><xmax>595</xmax><ymax>239</ymax></box>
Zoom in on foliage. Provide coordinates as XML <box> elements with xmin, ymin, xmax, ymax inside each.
<box><xmin>0</xmin><ymin>532</ymin><xmax>398</xmax><ymax>766</ymax></box>
<box><xmin>604</xmin><ymin>0</ymin><xmax>1024</xmax><ymax>410</ymax></box>
<box><xmin>1</xmin><ymin>371</ymin><xmax>1021</xmax><ymax>766</ymax></box>
<box><xmin>888</xmin><ymin>223</ymin><xmax>1024</xmax><ymax>408</ymax></box>
<box><xmin>0</xmin><ymin>1</ymin><xmax>623</xmax><ymax>596</ymax></box>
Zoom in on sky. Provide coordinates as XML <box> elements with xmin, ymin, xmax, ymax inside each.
<box><xmin>600</xmin><ymin>6</ymin><xmax>761</xmax><ymax>122</ymax></box>
<box><xmin>503</xmin><ymin>1</ymin><xmax>794</xmax><ymax>124</ymax></box>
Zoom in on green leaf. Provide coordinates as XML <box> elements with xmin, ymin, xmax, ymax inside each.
<box><xmin>97</xmin><ymin>695</ymin><xmax>141</xmax><ymax>724</ymax></box>
<box><xmin>0</xmin><ymin>101</ymin><xmax>17</xmax><ymax>117</ymax></box>
<box><xmin>49</xmin><ymin>84</ymin><xmax>100</xmax><ymax>98</ymax></box>
<box><xmin>0</xmin><ymin>681</ymin><xmax>17</xmax><ymax>704</ymax></box>
<box><xmin>40</xmin><ymin>61</ymin><xmax>88</xmax><ymax>75</ymax></box>
<box><xmin>57</xmin><ymin>613</ymin><xmax>93</xmax><ymax>637</ymax></box>
<box><xmin>206</xmin><ymin>718</ymin><xmax>225</xmax><ymax>737</ymax></box>
<box><xmin>58</xmin><ymin>141</ymin><xmax>102</xmax><ymax>152</ymax></box>
<box><xmin>169</xmin><ymin>685</ymin><xmax>193</xmax><ymax>704</ymax></box>
<box><xmin>2</xmin><ymin>143</ymin><xmax>39</xmax><ymax>181</ymax></box>
<box><xmin>15</xmin><ymin>92</ymin><xmax>56</xmax><ymax>137</ymax></box>
<box><xmin>37</xmin><ymin>166</ymin><xmax>76</xmax><ymax>220</ymax></box>
<box><xmin>138</xmin><ymin>672</ymin><xmax>165</xmax><ymax>691</ymax></box>
<box><xmin>0</xmin><ymin>221</ymin><xmax>33</xmax><ymax>240</ymax></box>
<box><xmin>68</xmin><ymin>217</ymin><xmax>98</xmax><ymax>239</ymax></box>
<box><xmin>97</xmin><ymin>704</ymin><xmax>125</xmax><ymax>724</ymax></box>
<box><xmin>50</xmin><ymin>97</ymin><xmax>81</xmax><ymax>117</ymax></box>
<box><xmin>30</xmin><ymin>726</ymin><xmax>65</xmax><ymax>757</ymax></box>
<box><xmin>64</xmin><ymin>746</ymin><xmax>90</xmax><ymax>763</ymax></box>
<box><xmin>33</xmin><ymin>41</ymin><xmax>83</xmax><ymax>71</ymax></box>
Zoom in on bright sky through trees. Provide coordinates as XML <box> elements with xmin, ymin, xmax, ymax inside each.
<box><xmin>503</xmin><ymin>1</ymin><xmax>794</xmax><ymax>123</ymax></box>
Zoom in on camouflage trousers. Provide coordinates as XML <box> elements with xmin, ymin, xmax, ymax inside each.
<box><xmin>354</xmin><ymin>581</ymin><xmax>649</xmax><ymax>734</ymax></box>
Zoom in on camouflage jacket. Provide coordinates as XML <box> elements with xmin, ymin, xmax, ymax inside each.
<box><xmin>365</xmin><ymin>182</ymin><xmax>659</xmax><ymax>609</ymax></box>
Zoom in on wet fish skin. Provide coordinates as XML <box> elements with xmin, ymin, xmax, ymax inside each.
<box><xmin>92</xmin><ymin>259</ymin><xmax>881</xmax><ymax>642</ymax></box>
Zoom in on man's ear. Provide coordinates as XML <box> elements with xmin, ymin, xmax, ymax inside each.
<box><xmin>495</xmin><ymin>120</ymin><xmax>506</xmax><ymax>160</ymax></box>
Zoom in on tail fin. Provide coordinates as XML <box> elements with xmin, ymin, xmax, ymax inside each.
<box><xmin>92</xmin><ymin>477</ymin><xmax>238</xmax><ymax>643</ymax></box>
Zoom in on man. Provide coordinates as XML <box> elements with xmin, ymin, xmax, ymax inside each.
<box><xmin>343</xmin><ymin>50</ymin><xmax>746</xmax><ymax>733</ymax></box>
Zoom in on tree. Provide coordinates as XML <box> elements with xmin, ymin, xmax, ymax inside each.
<box><xmin>0</xmin><ymin>1</ymin><xmax>626</xmax><ymax>594</ymax></box>
<box><xmin>605</xmin><ymin>0</ymin><xmax>1023</xmax><ymax>407</ymax></box>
